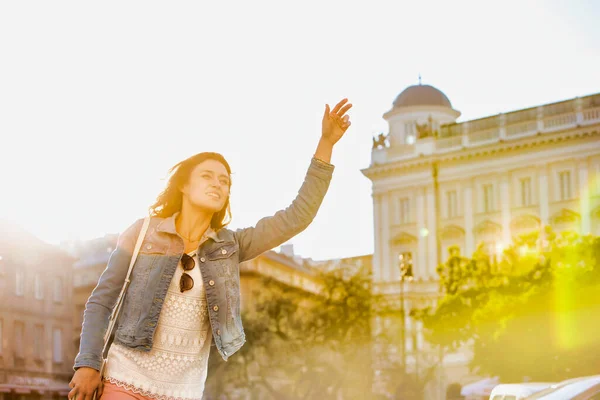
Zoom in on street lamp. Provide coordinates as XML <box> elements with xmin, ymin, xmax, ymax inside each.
<box><xmin>398</xmin><ymin>253</ymin><xmax>414</xmax><ymax>369</ymax></box>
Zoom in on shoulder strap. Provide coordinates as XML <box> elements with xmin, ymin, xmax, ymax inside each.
<box><xmin>103</xmin><ymin>216</ymin><xmax>151</xmax><ymax>343</ymax></box>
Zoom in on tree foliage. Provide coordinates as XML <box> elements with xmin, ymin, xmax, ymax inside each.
<box><xmin>418</xmin><ymin>229</ymin><xmax>600</xmax><ymax>382</ymax></box>
<box><xmin>204</xmin><ymin>268</ymin><xmax>379</xmax><ymax>399</ymax></box>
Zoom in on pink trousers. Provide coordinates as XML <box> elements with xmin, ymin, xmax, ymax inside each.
<box><xmin>99</xmin><ymin>381</ymin><xmax>153</xmax><ymax>400</ymax></box>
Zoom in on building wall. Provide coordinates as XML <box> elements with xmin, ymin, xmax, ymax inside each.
<box><xmin>0</xmin><ymin>234</ymin><xmax>74</xmax><ymax>398</ymax></box>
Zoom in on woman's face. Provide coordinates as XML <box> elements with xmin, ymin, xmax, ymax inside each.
<box><xmin>182</xmin><ymin>159</ymin><xmax>230</xmax><ymax>213</ymax></box>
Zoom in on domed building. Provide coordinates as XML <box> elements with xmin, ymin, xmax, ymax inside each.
<box><xmin>383</xmin><ymin>83</ymin><xmax>460</xmax><ymax>148</ymax></box>
<box><xmin>363</xmin><ymin>83</ymin><xmax>600</xmax><ymax>398</ymax></box>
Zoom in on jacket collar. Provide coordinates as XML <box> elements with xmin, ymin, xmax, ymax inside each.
<box><xmin>156</xmin><ymin>212</ymin><xmax>224</xmax><ymax>243</ymax></box>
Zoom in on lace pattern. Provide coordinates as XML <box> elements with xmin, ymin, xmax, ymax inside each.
<box><xmin>104</xmin><ymin>253</ymin><xmax>212</xmax><ymax>400</ymax></box>
<box><xmin>104</xmin><ymin>377</ymin><xmax>203</xmax><ymax>400</ymax></box>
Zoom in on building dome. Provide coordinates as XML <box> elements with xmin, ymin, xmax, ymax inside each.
<box><xmin>393</xmin><ymin>84</ymin><xmax>452</xmax><ymax>108</ymax></box>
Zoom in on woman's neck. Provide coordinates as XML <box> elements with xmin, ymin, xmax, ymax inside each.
<box><xmin>175</xmin><ymin>203</ymin><xmax>213</xmax><ymax>242</ymax></box>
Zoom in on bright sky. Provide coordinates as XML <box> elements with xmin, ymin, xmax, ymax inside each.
<box><xmin>1</xmin><ymin>0</ymin><xmax>599</xmax><ymax>260</ymax></box>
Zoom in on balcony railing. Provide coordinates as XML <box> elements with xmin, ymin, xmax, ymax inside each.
<box><xmin>506</xmin><ymin>121</ymin><xmax>537</xmax><ymax>137</ymax></box>
<box><xmin>543</xmin><ymin>112</ymin><xmax>577</xmax><ymax>130</ymax></box>
<box><xmin>469</xmin><ymin>128</ymin><xmax>500</xmax><ymax>144</ymax></box>
<box><xmin>584</xmin><ymin>107</ymin><xmax>600</xmax><ymax>122</ymax></box>
<box><xmin>436</xmin><ymin>135</ymin><xmax>463</xmax><ymax>151</ymax></box>
<box><xmin>390</xmin><ymin>94</ymin><xmax>600</xmax><ymax>160</ymax></box>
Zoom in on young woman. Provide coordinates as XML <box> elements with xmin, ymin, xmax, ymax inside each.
<box><xmin>69</xmin><ymin>98</ymin><xmax>352</xmax><ymax>400</ymax></box>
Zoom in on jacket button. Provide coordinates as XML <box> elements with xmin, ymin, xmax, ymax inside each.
<box><xmin>209</xmin><ymin>280</ymin><xmax>215</xmax><ymax>286</ymax></box>
<box><xmin>200</xmin><ymin>257</ymin><xmax>206</xmax><ymax>263</ymax></box>
<box><xmin>217</xmin><ymin>329</ymin><xmax>221</xmax><ymax>335</ymax></box>
<box><xmin>146</xmin><ymin>244</ymin><xmax>152</xmax><ymax>250</ymax></box>
<box><xmin>213</xmin><ymin>305</ymin><xmax>219</xmax><ymax>312</ymax></box>
<box><xmin>221</xmin><ymin>249</ymin><xmax>227</xmax><ymax>255</ymax></box>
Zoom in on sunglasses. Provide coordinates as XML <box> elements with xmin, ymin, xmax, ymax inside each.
<box><xmin>180</xmin><ymin>253</ymin><xmax>196</xmax><ymax>293</ymax></box>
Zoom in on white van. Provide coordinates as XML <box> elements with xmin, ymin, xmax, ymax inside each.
<box><xmin>489</xmin><ymin>383</ymin><xmax>553</xmax><ymax>400</ymax></box>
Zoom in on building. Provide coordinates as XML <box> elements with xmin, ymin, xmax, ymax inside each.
<box><xmin>0</xmin><ymin>220</ymin><xmax>74</xmax><ymax>399</ymax></box>
<box><xmin>362</xmin><ymin>84</ymin><xmax>600</xmax><ymax>398</ymax></box>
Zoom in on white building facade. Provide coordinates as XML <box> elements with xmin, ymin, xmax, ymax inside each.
<box><xmin>362</xmin><ymin>84</ymin><xmax>600</xmax><ymax>398</ymax></box>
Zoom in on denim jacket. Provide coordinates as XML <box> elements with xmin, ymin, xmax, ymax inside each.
<box><xmin>73</xmin><ymin>158</ymin><xmax>334</xmax><ymax>371</ymax></box>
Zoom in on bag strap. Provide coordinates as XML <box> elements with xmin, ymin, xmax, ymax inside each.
<box><xmin>101</xmin><ymin>216</ymin><xmax>151</xmax><ymax>354</ymax></box>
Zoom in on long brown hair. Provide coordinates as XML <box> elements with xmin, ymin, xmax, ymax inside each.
<box><xmin>149</xmin><ymin>152</ymin><xmax>232</xmax><ymax>230</ymax></box>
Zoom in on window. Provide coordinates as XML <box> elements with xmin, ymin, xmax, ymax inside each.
<box><xmin>559</xmin><ymin>171</ymin><xmax>572</xmax><ymax>200</ymax></box>
<box><xmin>398</xmin><ymin>252</ymin><xmax>413</xmax><ymax>280</ymax></box>
<box><xmin>520</xmin><ymin>177</ymin><xmax>532</xmax><ymax>206</ymax></box>
<box><xmin>34</xmin><ymin>273</ymin><xmax>44</xmax><ymax>300</ymax></box>
<box><xmin>483</xmin><ymin>184</ymin><xmax>494</xmax><ymax>212</ymax></box>
<box><xmin>447</xmin><ymin>190</ymin><xmax>458</xmax><ymax>218</ymax></box>
<box><xmin>399</xmin><ymin>198</ymin><xmax>410</xmax><ymax>224</ymax></box>
<box><xmin>53</xmin><ymin>277</ymin><xmax>63</xmax><ymax>303</ymax></box>
<box><xmin>53</xmin><ymin>328</ymin><xmax>63</xmax><ymax>363</ymax></box>
<box><xmin>15</xmin><ymin>321</ymin><xmax>25</xmax><ymax>359</ymax></box>
<box><xmin>16</xmin><ymin>270</ymin><xmax>25</xmax><ymax>296</ymax></box>
<box><xmin>34</xmin><ymin>324</ymin><xmax>44</xmax><ymax>359</ymax></box>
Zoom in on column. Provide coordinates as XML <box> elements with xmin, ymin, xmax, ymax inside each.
<box><xmin>539</xmin><ymin>167</ymin><xmax>550</xmax><ymax>226</ymax></box>
<box><xmin>381</xmin><ymin>193</ymin><xmax>392</xmax><ymax>282</ymax></box>
<box><xmin>500</xmin><ymin>175</ymin><xmax>511</xmax><ymax>246</ymax></box>
<box><xmin>416</xmin><ymin>189</ymin><xmax>427</xmax><ymax>280</ymax></box>
<box><xmin>426</xmin><ymin>186</ymin><xmax>438</xmax><ymax>279</ymax></box>
<box><xmin>464</xmin><ymin>184</ymin><xmax>475</xmax><ymax>256</ymax></box>
<box><xmin>580</xmin><ymin>162</ymin><xmax>591</xmax><ymax>234</ymax></box>
<box><xmin>372</xmin><ymin>193</ymin><xmax>383</xmax><ymax>282</ymax></box>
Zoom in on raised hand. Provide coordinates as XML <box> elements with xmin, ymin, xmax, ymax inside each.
<box><xmin>321</xmin><ymin>98</ymin><xmax>352</xmax><ymax>146</ymax></box>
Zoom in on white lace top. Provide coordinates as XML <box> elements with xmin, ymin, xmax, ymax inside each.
<box><xmin>104</xmin><ymin>252</ymin><xmax>212</xmax><ymax>400</ymax></box>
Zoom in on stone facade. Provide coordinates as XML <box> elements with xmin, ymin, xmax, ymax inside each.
<box><xmin>0</xmin><ymin>221</ymin><xmax>75</xmax><ymax>399</ymax></box>
<box><xmin>362</xmin><ymin>85</ymin><xmax>600</xmax><ymax>398</ymax></box>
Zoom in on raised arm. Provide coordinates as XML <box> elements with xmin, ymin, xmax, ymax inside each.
<box><xmin>235</xmin><ymin>98</ymin><xmax>352</xmax><ymax>262</ymax></box>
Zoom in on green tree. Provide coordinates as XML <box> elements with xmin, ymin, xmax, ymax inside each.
<box><xmin>418</xmin><ymin>229</ymin><xmax>600</xmax><ymax>382</ymax></box>
<box><xmin>205</xmin><ymin>267</ymin><xmax>379</xmax><ymax>399</ymax></box>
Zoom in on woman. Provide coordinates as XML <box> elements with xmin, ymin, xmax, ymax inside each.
<box><xmin>69</xmin><ymin>98</ymin><xmax>353</xmax><ymax>400</ymax></box>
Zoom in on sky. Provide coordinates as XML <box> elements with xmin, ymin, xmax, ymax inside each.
<box><xmin>1</xmin><ymin>0</ymin><xmax>599</xmax><ymax>261</ymax></box>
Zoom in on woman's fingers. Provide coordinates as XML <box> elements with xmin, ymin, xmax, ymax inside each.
<box><xmin>331</xmin><ymin>98</ymin><xmax>348</xmax><ymax>114</ymax></box>
<box><xmin>337</xmin><ymin>102</ymin><xmax>353</xmax><ymax>116</ymax></box>
<box><xmin>67</xmin><ymin>386</ymin><xmax>97</xmax><ymax>400</ymax></box>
